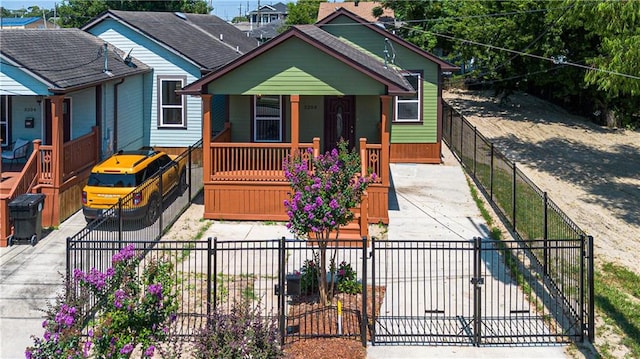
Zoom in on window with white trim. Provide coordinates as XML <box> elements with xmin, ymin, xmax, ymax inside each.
<box><xmin>395</xmin><ymin>72</ymin><xmax>421</xmax><ymax>122</ymax></box>
<box><xmin>158</xmin><ymin>77</ymin><xmax>186</xmax><ymax>128</ymax></box>
<box><xmin>254</xmin><ymin>95</ymin><xmax>282</xmax><ymax>142</ymax></box>
<box><xmin>0</xmin><ymin>96</ymin><xmax>8</xmax><ymax>147</ymax></box>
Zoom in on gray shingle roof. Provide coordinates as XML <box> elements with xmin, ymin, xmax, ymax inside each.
<box><xmin>0</xmin><ymin>29</ymin><xmax>149</xmax><ymax>91</ymax></box>
<box><xmin>294</xmin><ymin>25</ymin><xmax>415</xmax><ymax>93</ymax></box>
<box><xmin>86</xmin><ymin>10</ymin><xmax>258</xmax><ymax>70</ymax></box>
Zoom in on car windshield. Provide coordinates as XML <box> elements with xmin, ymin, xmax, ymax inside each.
<box><xmin>87</xmin><ymin>173</ymin><xmax>141</xmax><ymax>187</ymax></box>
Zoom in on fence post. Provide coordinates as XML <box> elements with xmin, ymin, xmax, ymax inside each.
<box><xmin>278</xmin><ymin>236</ymin><xmax>286</xmax><ymax>346</ymax></box>
<box><xmin>370</xmin><ymin>236</ymin><xmax>376</xmax><ymax>346</ymax></box>
<box><xmin>460</xmin><ymin>119</ymin><xmax>464</xmax><ymax>161</ymax></box>
<box><xmin>449</xmin><ymin>107</ymin><xmax>453</xmax><ymax>146</ymax></box>
<box><xmin>118</xmin><ymin>199</ymin><xmax>123</xmax><ymax>248</ymax></box>
<box><xmin>473</xmin><ymin>236</ymin><xmax>482</xmax><ymax>346</ymax></box>
<box><xmin>512</xmin><ymin>162</ymin><xmax>517</xmax><ymax>232</ymax></box>
<box><xmin>361</xmin><ymin>236</ymin><xmax>368</xmax><ymax>347</ymax></box>
<box><xmin>579</xmin><ymin>234</ymin><xmax>585</xmax><ymax>342</ymax></box>
<box><xmin>489</xmin><ymin>143</ymin><xmax>494</xmax><ymax>200</ymax></box>
<box><xmin>473</xmin><ymin>126</ymin><xmax>477</xmax><ymax>177</ymax></box>
<box><xmin>207</xmin><ymin>237</ymin><xmax>212</xmax><ymax>324</ymax></box>
<box><xmin>65</xmin><ymin>236</ymin><xmax>71</xmax><ymax>281</ymax></box>
<box><xmin>188</xmin><ymin>144</ymin><xmax>192</xmax><ymax>201</ymax></box>
<box><xmin>543</xmin><ymin>192</ymin><xmax>548</xmax><ymax>276</ymax></box>
<box><xmin>212</xmin><ymin>237</ymin><xmax>218</xmax><ymax>310</ymax></box>
<box><xmin>158</xmin><ymin>175</ymin><xmax>163</xmax><ymax>238</ymax></box>
<box><xmin>588</xmin><ymin>235</ymin><xmax>595</xmax><ymax>342</ymax></box>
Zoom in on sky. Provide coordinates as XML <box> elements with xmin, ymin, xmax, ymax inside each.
<box><xmin>0</xmin><ymin>0</ymin><xmax>307</xmax><ymax>21</ymax></box>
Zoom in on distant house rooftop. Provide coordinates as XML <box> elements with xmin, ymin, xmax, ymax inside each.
<box><xmin>317</xmin><ymin>1</ymin><xmax>394</xmax><ymax>23</ymax></box>
<box><xmin>0</xmin><ymin>17</ymin><xmax>55</xmax><ymax>29</ymax></box>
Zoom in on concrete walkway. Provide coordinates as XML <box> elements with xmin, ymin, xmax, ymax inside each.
<box><xmin>0</xmin><ymin>146</ymin><xmax>568</xmax><ymax>358</ymax></box>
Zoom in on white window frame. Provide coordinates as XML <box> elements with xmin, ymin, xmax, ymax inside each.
<box><xmin>394</xmin><ymin>72</ymin><xmax>422</xmax><ymax>123</ymax></box>
<box><xmin>157</xmin><ymin>76</ymin><xmax>186</xmax><ymax>128</ymax></box>
<box><xmin>253</xmin><ymin>95</ymin><xmax>282</xmax><ymax>142</ymax></box>
<box><xmin>0</xmin><ymin>96</ymin><xmax>9</xmax><ymax>148</ymax></box>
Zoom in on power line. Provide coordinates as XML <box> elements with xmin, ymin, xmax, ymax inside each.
<box><xmin>399</xmin><ymin>24</ymin><xmax>640</xmax><ymax>80</ymax></box>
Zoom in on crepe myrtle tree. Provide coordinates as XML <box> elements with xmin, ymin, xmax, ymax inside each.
<box><xmin>283</xmin><ymin>140</ymin><xmax>376</xmax><ymax>305</ymax></box>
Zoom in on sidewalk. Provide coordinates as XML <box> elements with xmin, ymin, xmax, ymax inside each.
<box><xmin>0</xmin><ymin>210</ymin><xmax>87</xmax><ymax>358</ymax></box>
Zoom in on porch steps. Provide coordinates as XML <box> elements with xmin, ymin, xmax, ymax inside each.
<box><xmin>308</xmin><ymin>212</ymin><xmax>368</xmax><ymax>247</ymax></box>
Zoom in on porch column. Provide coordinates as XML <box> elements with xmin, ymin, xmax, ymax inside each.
<box><xmin>50</xmin><ymin>95</ymin><xmax>64</xmax><ymax>188</ymax></box>
<box><xmin>202</xmin><ymin>94</ymin><xmax>213</xmax><ymax>183</ymax></box>
<box><xmin>380</xmin><ymin>95</ymin><xmax>391</xmax><ymax>187</ymax></box>
<box><xmin>290</xmin><ymin>95</ymin><xmax>300</xmax><ymax>153</ymax></box>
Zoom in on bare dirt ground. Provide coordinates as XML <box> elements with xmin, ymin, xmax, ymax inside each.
<box><xmin>444</xmin><ymin>89</ymin><xmax>640</xmax><ymax>358</ymax></box>
<box><xmin>444</xmin><ymin>89</ymin><xmax>640</xmax><ymax>274</ymax></box>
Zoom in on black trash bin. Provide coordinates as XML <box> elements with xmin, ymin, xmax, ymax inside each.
<box><xmin>8</xmin><ymin>193</ymin><xmax>45</xmax><ymax>246</ymax></box>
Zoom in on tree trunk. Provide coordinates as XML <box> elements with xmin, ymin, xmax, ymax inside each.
<box><xmin>605</xmin><ymin>109</ymin><xmax>619</xmax><ymax>128</ymax></box>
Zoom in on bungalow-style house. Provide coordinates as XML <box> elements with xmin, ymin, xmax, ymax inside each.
<box><xmin>179</xmin><ymin>9</ymin><xmax>457</xmax><ymax>238</ymax></box>
<box><xmin>0</xmin><ymin>29</ymin><xmax>149</xmax><ymax>246</ymax></box>
<box><xmin>81</xmin><ymin>10</ymin><xmax>259</xmax><ymax>154</ymax></box>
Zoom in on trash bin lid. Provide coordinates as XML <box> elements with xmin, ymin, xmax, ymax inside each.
<box><xmin>8</xmin><ymin>193</ymin><xmax>46</xmax><ymax>209</ymax></box>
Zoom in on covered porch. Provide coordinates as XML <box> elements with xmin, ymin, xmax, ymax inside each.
<box><xmin>199</xmin><ymin>94</ymin><xmax>393</xmax><ymax>238</ymax></box>
<box><xmin>1</xmin><ymin>95</ymin><xmax>100</xmax><ymax>246</ymax></box>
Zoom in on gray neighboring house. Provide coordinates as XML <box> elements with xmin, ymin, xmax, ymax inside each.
<box><xmin>82</xmin><ymin>10</ymin><xmax>260</xmax><ymax>150</ymax></box>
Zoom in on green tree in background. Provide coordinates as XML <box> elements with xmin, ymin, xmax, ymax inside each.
<box><xmin>284</xmin><ymin>0</ymin><xmax>326</xmax><ymax>28</ymax></box>
<box><xmin>383</xmin><ymin>0</ymin><xmax>639</xmax><ymax>127</ymax></box>
<box><xmin>56</xmin><ymin>0</ymin><xmax>211</xmax><ymax>28</ymax></box>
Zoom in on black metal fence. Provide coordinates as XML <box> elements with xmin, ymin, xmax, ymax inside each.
<box><xmin>442</xmin><ymin>101</ymin><xmax>594</xmax><ymax>342</ymax></box>
<box><xmin>68</xmin><ymin>140</ymin><xmax>203</xmax><ymax>246</ymax></box>
<box><xmin>67</xmin><ymin>235</ymin><xmax>592</xmax><ymax>346</ymax></box>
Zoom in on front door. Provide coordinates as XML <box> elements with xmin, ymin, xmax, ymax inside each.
<box><xmin>44</xmin><ymin>98</ymin><xmax>71</xmax><ymax>145</ymax></box>
<box><xmin>324</xmin><ymin>96</ymin><xmax>355</xmax><ymax>151</ymax></box>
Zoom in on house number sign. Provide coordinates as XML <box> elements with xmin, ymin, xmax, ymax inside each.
<box><xmin>303</xmin><ymin>105</ymin><xmax>318</xmax><ymax>110</ymax></box>
<box><xmin>24</xmin><ymin>107</ymin><xmax>38</xmax><ymax>112</ymax></box>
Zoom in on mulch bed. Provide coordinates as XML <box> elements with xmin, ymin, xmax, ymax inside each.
<box><xmin>283</xmin><ymin>285</ymin><xmax>385</xmax><ymax>358</ymax></box>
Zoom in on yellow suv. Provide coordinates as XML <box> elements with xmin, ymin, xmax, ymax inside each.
<box><xmin>82</xmin><ymin>149</ymin><xmax>186</xmax><ymax>224</ymax></box>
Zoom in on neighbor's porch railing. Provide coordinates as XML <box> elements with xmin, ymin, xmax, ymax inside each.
<box><xmin>0</xmin><ymin>140</ymin><xmax>41</xmax><ymax>244</ymax></box>
<box><xmin>39</xmin><ymin>127</ymin><xmax>99</xmax><ymax>185</ymax></box>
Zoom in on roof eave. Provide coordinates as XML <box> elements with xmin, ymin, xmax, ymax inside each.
<box><xmin>48</xmin><ymin>68</ymin><xmax>152</xmax><ymax>94</ymax></box>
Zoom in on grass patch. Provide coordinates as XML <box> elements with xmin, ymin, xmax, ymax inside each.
<box><xmin>595</xmin><ymin>262</ymin><xmax>640</xmax><ymax>358</ymax></box>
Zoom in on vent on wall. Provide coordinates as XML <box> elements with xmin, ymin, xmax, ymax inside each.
<box><xmin>174</xmin><ymin>12</ymin><xmax>188</xmax><ymax>20</ymax></box>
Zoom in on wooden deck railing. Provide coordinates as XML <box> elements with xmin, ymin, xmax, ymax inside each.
<box><xmin>212</xmin><ymin>122</ymin><xmax>231</xmax><ymax>143</ymax></box>
<box><xmin>39</xmin><ymin>127</ymin><xmax>99</xmax><ymax>185</ymax></box>
<box><xmin>0</xmin><ymin>142</ymin><xmax>40</xmax><ymax>244</ymax></box>
<box><xmin>364</xmin><ymin>143</ymin><xmax>383</xmax><ymax>184</ymax></box>
<box><xmin>62</xmin><ymin>127</ymin><xmax>99</xmax><ymax>180</ymax></box>
<box><xmin>209</xmin><ymin>141</ymin><xmax>318</xmax><ymax>182</ymax></box>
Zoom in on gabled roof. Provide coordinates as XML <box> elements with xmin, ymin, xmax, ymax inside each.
<box><xmin>317</xmin><ymin>2</ymin><xmax>394</xmax><ymax>23</ymax></box>
<box><xmin>0</xmin><ymin>17</ymin><xmax>41</xmax><ymax>26</ymax></box>
<box><xmin>180</xmin><ymin>24</ymin><xmax>415</xmax><ymax>96</ymax></box>
<box><xmin>81</xmin><ymin>10</ymin><xmax>259</xmax><ymax>70</ymax></box>
<box><xmin>317</xmin><ymin>8</ymin><xmax>459</xmax><ymax>72</ymax></box>
<box><xmin>0</xmin><ymin>29</ymin><xmax>149</xmax><ymax>93</ymax></box>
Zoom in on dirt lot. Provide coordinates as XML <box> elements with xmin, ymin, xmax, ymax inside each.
<box><xmin>444</xmin><ymin>89</ymin><xmax>640</xmax><ymax>358</ymax></box>
<box><xmin>444</xmin><ymin>89</ymin><xmax>640</xmax><ymax>275</ymax></box>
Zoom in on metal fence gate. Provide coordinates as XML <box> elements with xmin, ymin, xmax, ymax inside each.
<box><xmin>370</xmin><ymin>236</ymin><xmax>590</xmax><ymax>345</ymax></box>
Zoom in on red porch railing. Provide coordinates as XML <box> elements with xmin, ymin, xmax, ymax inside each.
<box><xmin>0</xmin><ymin>141</ymin><xmax>40</xmax><ymax>245</ymax></box>
<box><xmin>208</xmin><ymin>140</ymin><xmax>318</xmax><ymax>182</ymax></box>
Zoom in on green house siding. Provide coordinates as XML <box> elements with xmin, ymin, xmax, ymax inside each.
<box><xmin>229</xmin><ymin>95</ymin><xmax>251</xmax><ymax>142</ymax></box>
<box><xmin>206</xmin><ymin>38</ymin><xmax>386</xmax><ymax>96</ymax></box>
<box><xmin>322</xmin><ymin>17</ymin><xmax>440</xmax><ymax>144</ymax></box>
<box><xmin>356</xmin><ymin>95</ymin><xmax>381</xmax><ymax>143</ymax></box>
<box><xmin>298</xmin><ymin>96</ymin><xmax>324</xmax><ymax>143</ymax></box>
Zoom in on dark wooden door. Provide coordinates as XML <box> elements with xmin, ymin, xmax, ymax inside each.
<box><xmin>44</xmin><ymin>98</ymin><xmax>71</xmax><ymax>145</ymax></box>
<box><xmin>324</xmin><ymin>96</ymin><xmax>355</xmax><ymax>151</ymax></box>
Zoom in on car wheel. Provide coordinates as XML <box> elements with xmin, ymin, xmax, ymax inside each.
<box><xmin>145</xmin><ymin>195</ymin><xmax>160</xmax><ymax>226</ymax></box>
<box><xmin>85</xmin><ymin>216</ymin><xmax>94</xmax><ymax>225</ymax></box>
<box><xmin>178</xmin><ymin>170</ymin><xmax>187</xmax><ymax>193</ymax></box>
